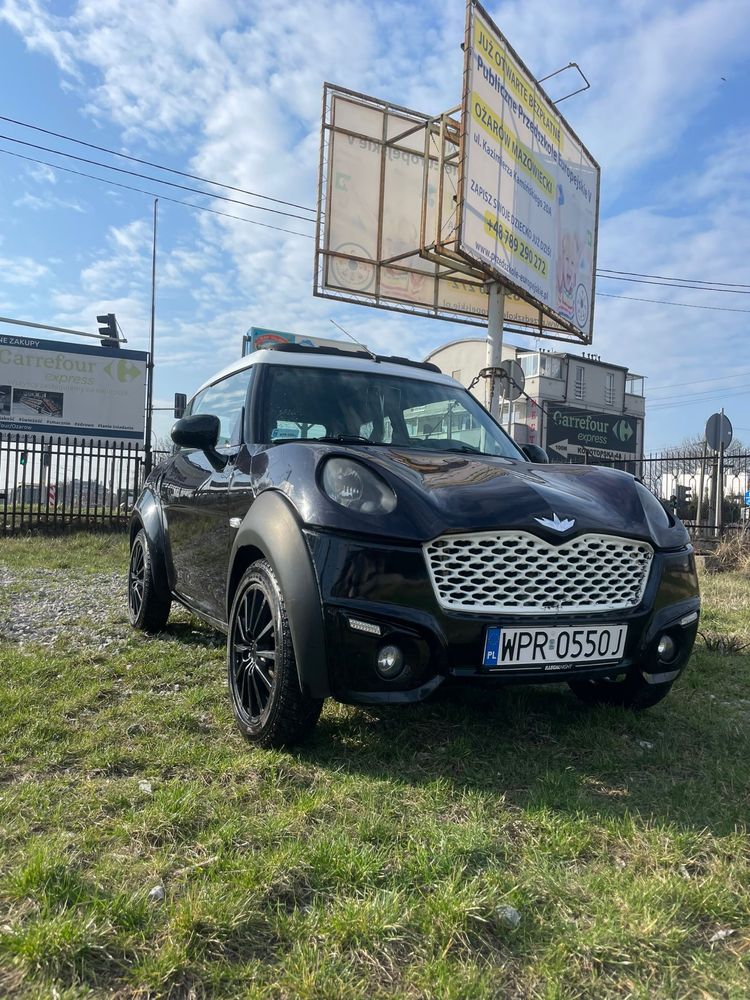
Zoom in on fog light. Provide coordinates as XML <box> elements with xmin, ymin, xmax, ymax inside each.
<box><xmin>657</xmin><ymin>634</ymin><xmax>677</xmax><ymax>662</ymax></box>
<box><xmin>376</xmin><ymin>644</ymin><xmax>404</xmax><ymax>679</ymax></box>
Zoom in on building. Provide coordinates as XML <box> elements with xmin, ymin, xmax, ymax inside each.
<box><xmin>425</xmin><ymin>339</ymin><xmax>646</xmax><ymax>472</ymax></box>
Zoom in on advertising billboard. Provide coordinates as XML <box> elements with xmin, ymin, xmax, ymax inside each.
<box><xmin>316</xmin><ymin>86</ymin><xmax>579</xmax><ymax>339</ymax></box>
<box><xmin>545</xmin><ymin>405</ymin><xmax>639</xmax><ymax>463</ymax></box>
<box><xmin>0</xmin><ymin>334</ymin><xmax>148</xmax><ymax>442</ymax></box>
<box><xmin>243</xmin><ymin>327</ymin><xmax>349</xmax><ymax>356</ymax></box>
<box><xmin>459</xmin><ymin>1</ymin><xmax>600</xmax><ymax>341</ymax></box>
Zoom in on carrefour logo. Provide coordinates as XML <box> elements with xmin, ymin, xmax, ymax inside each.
<box><xmin>103</xmin><ymin>359</ymin><xmax>141</xmax><ymax>383</ymax></box>
<box><xmin>613</xmin><ymin>418</ymin><xmax>634</xmax><ymax>443</ymax></box>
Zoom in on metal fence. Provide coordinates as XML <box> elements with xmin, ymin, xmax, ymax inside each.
<box><xmin>607</xmin><ymin>450</ymin><xmax>750</xmax><ymax>540</ymax></box>
<box><xmin>1</xmin><ymin>433</ymin><xmax>147</xmax><ymax>535</ymax></box>
<box><xmin>2</xmin><ymin>432</ymin><xmax>748</xmax><ymax>541</ymax></box>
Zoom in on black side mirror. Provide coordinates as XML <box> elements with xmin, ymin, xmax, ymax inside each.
<box><xmin>171</xmin><ymin>414</ymin><xmax>227</xmax><ymax>471</ymax></box>
<box><xmin>522</xmin><ymin>444</ymin><xmax>549</xmax><ymax>463</ymax></box>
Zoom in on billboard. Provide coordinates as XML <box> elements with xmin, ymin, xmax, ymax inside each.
<box><xmin>243</xmin><ymin>327</ymin><xmax>349</xmax><ymax>356</ymax></box>
<box><xmin>0</xmin><ymin>334</ymin><xmax>147</xmax><ymax>442</ymax></box>
<box><xmin>459</xmin><ymin>1</ymin><xmax>600</xmax><ymax>341</ymax></box>
<box><xmin>545</xmin><ymin>405</ymin><xmax>639</xmax><ymax>462</ymax></box>
<box><xmin>316</xmin><ymin>86</ymin><xmax>580</xmax><ymax>339</ymax></box>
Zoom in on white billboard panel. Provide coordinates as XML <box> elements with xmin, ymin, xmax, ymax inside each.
<box><xmin>459</xmin><ymin>1</ymin><xmax>600</xmax><ymax>341</ymax></box>
<box><xmin>0</xmin><ymin>334</ymin><xmax>147</xmax><ymax>443</ymax></box>
<box><xmin>316</xmin><ymin>86</ymin><xmax>578</xmax><ymax>339</ymax></box>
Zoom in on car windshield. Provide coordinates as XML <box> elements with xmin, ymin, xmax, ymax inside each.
<box><xmin>260</xmin><ymin>365</ymin><xmax>525</xmax><ymax>459</ymax></box>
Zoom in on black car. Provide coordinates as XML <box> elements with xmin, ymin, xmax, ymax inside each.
<box><xmin>128</xmin><ymin>344</ymin><xmax>700</xmax><ymax>747</ymax></box>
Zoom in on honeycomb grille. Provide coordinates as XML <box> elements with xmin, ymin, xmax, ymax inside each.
<box><xmin>424</xmin><ymin>532</ymin><xmax>654</xmax><ymax>615</ymax></box>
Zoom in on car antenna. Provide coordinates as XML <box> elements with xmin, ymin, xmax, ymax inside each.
<box><xmin>329</xmin><ymin>318</ymin><xmax>378</xmax><ymax>362</ymax></box>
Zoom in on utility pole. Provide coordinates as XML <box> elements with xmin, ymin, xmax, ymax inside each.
<box><xmin>144</xmin><ymin>198</ymin><xmax>158</xmax><ymax>477</ymax></box>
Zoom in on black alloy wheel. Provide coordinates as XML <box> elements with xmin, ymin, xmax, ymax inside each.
<box><xmin>127</xmin><ymin>528</ymin><xmax>171</xmax><ymax>632</ymax></box>
<box><xmin>228</xmin><ymin>560</ymin><xmax>323</xmax><ymax>748</ymax></box>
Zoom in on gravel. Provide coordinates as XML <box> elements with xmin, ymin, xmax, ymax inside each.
<box><xmin>0</xmin><ymin>566</ymin><xmax>129</xmax><ymax>647</ymax></box>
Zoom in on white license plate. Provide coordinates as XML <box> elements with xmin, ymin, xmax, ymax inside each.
<box><xmin>483</xmin><ymin>624</ymin><xmax>628</xmax><ymax>668</ymax></box>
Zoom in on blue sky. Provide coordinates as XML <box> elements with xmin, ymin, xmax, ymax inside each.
<box><xmin>1</xmin><ymin>0</ymin><xmax>749</xmax><ymax>450</ymax></box>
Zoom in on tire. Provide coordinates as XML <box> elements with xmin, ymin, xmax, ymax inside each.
<box><xmin>227</xmin><ymin>559</ymin><xmax>323</xmax><ymax>748</ymax></box>
<box><xmin>127</xmin><ymin>528</ymin><xmax>172</xmax><ymax>632</ymax></box>
<box><xmin>568</xmin><ymin>671</ymin><xmax>674</xmax><ymax>711</ymax></box>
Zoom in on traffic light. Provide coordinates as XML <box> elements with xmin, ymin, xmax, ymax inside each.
<box><xmin>19</xmin><ymin>450</ymin><xmax>27</xmax><ymax>465</ymax></box>
<box><xmin>97</xmin><ymin>313</ymin><xmax>120</xmax><ymax>348</ymax></box>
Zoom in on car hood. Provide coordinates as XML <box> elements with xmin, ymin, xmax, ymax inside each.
<box><xmin>359</xmin><ymin>448</ymin><xmax>686</xmax><ymax>548</ymax></box>
<box><xmin>254</xmin><ymin>443</ymin><xmax>688</xmax><ymax>550</ymax></box>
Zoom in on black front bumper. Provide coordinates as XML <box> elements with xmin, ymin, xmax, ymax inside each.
<box><xmin>304</xmin><ymin>530</ymin><xmax>700</xmax><ymax>705</ymax></box>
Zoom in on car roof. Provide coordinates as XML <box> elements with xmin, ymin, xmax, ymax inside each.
<box><xmin>194</xmin><ymin>347</ymin><xmax>460</xmax><ymax>397</ymax></box>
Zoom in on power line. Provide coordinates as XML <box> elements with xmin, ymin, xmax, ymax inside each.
<box><xmin>0</xmin><ymin>147</ymin><xmax>315</xmax><ymax>239</ymax></box>
<box><xmin>650</xmin><ymin>370</ymin><xmax>750</xmax><ymax>392</ymax></box>
<box><xmin>0</xmin><ymin>131</ymin><xmax>316</xmax><ymax>223</ymax></box>
<box><xmin>5</xmin><ymin>113</ymin><xmax>750</xmax><ymax>305</ymax></box>
<box><xmin>598</xmin><ymin>267</ymin><xmax>750</xmax><ymax>290</ymax></box>
<box><xmin>649</xmin><ymin>386</ymin><xmax>750</xmax><ymax>411</ymax></box>
<box><xmin>0</xmin><ymin>113</ymin><xmax>316</xmax><ymax>214</ymax></box>
<box><xmin>597</xmin><ymin>292</ymin><xmax>750</xmax><ymax>314</ymax></box>
<box><xmin>596</xmin><ymin>273</ymin><xmax>750</xmax><ymax>295</ymax></box>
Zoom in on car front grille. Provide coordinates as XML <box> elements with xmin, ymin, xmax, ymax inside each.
<box><xmin>423</xmin><ymin>531</ymin><xmax>654</xmax><ymax>615</ymax></box>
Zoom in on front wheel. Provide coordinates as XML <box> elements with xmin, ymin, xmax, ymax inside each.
<box><xmin>127</xmin><ymin>528</ymin><xmax>171</xmax><ymax>632</ymax></box>
<box><xmin>568</xmin><ymin>670</ymin><xmax>674</xmax><ymax>711</ymax></box>
<box><xmin>227</xmin><ymin>560</ymin><xmax>323</xmax><ymax>748</ymax></box>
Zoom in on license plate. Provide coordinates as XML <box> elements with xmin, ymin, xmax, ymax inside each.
<box><xmin>483</xmin><ymin>624</ymin><xmax>627</xmax><ymax>668</ymax></box>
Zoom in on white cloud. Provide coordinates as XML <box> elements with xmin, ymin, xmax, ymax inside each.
<box><xmin>0</xmin><ymin>256</ymin><xmax>49</xmax><ymax>285</ymax></box>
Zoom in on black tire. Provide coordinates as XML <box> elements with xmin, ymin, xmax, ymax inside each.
<box><xmin>127</xmin><ymin>528</ymin><xmax>171</xmax><ymax>632</ymax></box>
<box><xmin>227</xmin><ymin>559</ymin><xmax>323</xmax><ymax>748</ymax></box>
<box><xmin>568</xmin><ymin>671</ymin><xmax>674</xmax><ymax>711</ymax></box>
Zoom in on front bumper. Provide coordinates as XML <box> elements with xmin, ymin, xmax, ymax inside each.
<box><xmin>304</xmin><ymin>530</ymin><xmax>700</xmax><ymax>704</ymax></box>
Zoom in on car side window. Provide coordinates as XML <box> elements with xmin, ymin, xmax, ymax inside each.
<box><xmin>190</xmin><ymin>368</ymin><xmax>254</xmax><ymax>447</ymax></box>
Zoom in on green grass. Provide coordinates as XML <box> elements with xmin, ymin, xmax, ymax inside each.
<box><xmin>1</xmin><ymin>535</ymin><xmax>749</xmax><ymax>998</ymax></box>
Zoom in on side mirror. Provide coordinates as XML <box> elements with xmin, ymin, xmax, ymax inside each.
<box><xmin>171</xmin><ymin>414</ymin><xmax>227</xmax><ymax>471</ymax></box>
<box><xmin>522</xmin><ymin>444</ymin><xmax>549</xmax><ymax>463</ymax></box>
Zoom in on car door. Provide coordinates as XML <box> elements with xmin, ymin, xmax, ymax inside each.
<box><xmin>160</xmin><ymin>366</ymin><xmax>254</xmax><ymax>622</ymax></box>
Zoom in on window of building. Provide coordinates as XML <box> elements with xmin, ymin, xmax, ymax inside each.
<box><xmin>605</xmin><ymin>372</ymin><xmax>615</xmax><ymax>405</ymax></box>
<box><xmin>574</xmin><ymin>365</ymin><xmax>585</xmax><ymax>400</ymax></box>
<box><xmin>518</xmin><ymin>354</ymin><xmax>539</xmax><ymax>378</ymax></box>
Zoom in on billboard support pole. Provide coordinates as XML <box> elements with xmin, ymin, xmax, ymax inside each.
<box><xmin>486</xmin><ymin>282</ymin><xmax>505</xmax><ymax>416</ymax></box>
<box><xmin>144</xmin><ymin>198</ymin><xmax>158</xmax><ymax>478</ymax></box>
<box><xmin>717</xmin><ymin>407</ymin><xmax>726</xmax><ymax>535</ymax></box>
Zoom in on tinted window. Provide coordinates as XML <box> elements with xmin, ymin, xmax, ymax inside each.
<box><xmin>260</xmin><ymin>365</ymin><xmax>524</xmax><ymax>459</ymax></box>
<box><xmin>189</xmin><ymin>367</ymin><xmax>254</xmax><ymax>447</ymax></box>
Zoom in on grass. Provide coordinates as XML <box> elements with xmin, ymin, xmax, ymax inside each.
<box><xmin>1</xmin><ymin>535</ymin><xmax>749</xmax><ymax>998</ymax></box>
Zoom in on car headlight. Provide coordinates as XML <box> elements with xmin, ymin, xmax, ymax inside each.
<box><xmin>635</xmin><ymin>481</ymin><xmax>672</xmax><ymax>529</ymax></box>
<box><xmin>321</xmin><ymin>457</ymin><xmax>397</xmax><ymax>514</ymax></box>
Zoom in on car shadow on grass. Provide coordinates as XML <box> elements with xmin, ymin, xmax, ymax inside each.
<box><xmin>300</xmin><ymin>669</ymin><xmax>749</xmax><ymax>836</ymax></box>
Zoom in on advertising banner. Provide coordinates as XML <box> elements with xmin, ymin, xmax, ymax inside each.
<box><xmin>545</xmin><ymin>405</ymin><xmax>638</xmax><ymax>462</ymax></box>
<box><xmin>244</xmin><ymin>327</ymin><xmax>348</xmax><ymax>355</ymax></box>
<box><xmin>0</xmin><ymin>334</ymin><xmax>148</xmax><ymax>442</ymax></box>
<box><xmin>459</xmin><ymin>1</ymin><xmax>600</xmax><ymax>340</ymax></box>
<box><xmin>316</xmin><ymin>87</ymin><xmax>579</xmax><ymax>338</ymax></box>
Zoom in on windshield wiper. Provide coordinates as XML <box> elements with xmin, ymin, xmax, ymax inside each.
<box><xmin>439</xmin><ymin>442</ymin><xmax>483</xmax><ymax>454</ymax></box>
<box><xmin>299</xmin><ymin>435</ymin><xmax>375</xmax><ymax>445</ymax></box>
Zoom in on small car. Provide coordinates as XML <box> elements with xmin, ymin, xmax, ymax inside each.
<box><xmin>127</xmin><ymin>343</ymin><xmax>700</xmax><ymax>747</ymax></box>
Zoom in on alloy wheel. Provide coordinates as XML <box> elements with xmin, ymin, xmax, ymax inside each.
<box><xmin>230</xmin><ymin>583</ymin><xmax>277</xmax><ymax>723</ymax></box>
<box><xmin>128</xmin><ymin>540</ymin><xmax>145</xmax><ymax>619</ymax></box>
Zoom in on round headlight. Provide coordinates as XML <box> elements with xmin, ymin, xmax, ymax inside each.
<box><xmin>322</xmin><ymin>457</ymin><xmax>397</xmax><ymax>514</ymax></box>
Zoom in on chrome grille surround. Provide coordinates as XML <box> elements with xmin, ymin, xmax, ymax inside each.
<box><xmin>423</xmin><ymin>531</ymin><xmax>654</xmax><ymax>615</ymax></box>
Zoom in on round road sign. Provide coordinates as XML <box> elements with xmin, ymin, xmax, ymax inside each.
<box><xmin>705</xmin><ymin>412</ymin><xmax>732</xmax><ymax>452</ymax></box>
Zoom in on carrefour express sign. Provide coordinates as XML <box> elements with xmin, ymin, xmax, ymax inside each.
<box><xmin>0</xmin><ymin>335</ymin><xmax>147</xmax><ymax>442</ymax></box>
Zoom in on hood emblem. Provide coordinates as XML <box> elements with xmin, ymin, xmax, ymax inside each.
<box><xmin>535</xmin><ymin>513</ymin><xmax>576</xmax><ymax>533</ymax></box>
